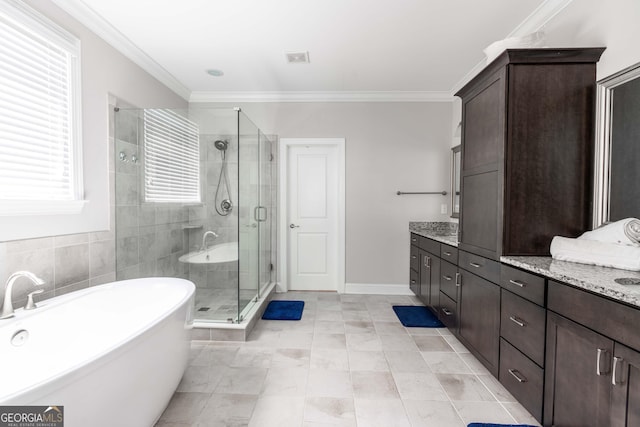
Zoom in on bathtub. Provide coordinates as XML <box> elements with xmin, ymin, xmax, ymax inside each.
<box><xmin>178</xmin><ymin>241</ymin><xmax>238</xmax><ymax>264</ymax></box>
<box><xmin>0</xmin><ymin>277</ymin><xmax>195</xmax><ymax>427</ymax></box>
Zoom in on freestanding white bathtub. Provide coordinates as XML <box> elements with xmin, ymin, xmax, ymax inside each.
<box><xmin>0</xmin><ymin>277</ymin><xmax>195</xmax><ymax>427</ymax></box>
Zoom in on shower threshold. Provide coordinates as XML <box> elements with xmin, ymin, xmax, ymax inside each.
<box><xmin>191</xmin><ymin>282</ymin><xmax>276</xmax><ymax>341</ymax></box>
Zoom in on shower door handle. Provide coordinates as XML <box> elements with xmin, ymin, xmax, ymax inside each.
<box><xmin>254</xmin><ymin>206</ymin><xmax>267</xmax><ymax>222</ymax></box>
<box><xmin>289</xmin><ymin>224</ymin><xmax>300</xmax><ymax>229</ymax></box>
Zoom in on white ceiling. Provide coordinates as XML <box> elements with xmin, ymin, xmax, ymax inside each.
<box><xmin>53</xmin><ymin>0</ymin><xmax>572</xmax><ymax>101</ymax></box>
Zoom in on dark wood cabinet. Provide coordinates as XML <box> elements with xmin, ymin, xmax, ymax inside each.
<box><xmin>409</xmin><ymin>233</ymin><xmax>441</xmax><ymax>311</ymax></box>
<box><xmin>458</xmin><ymin>266</ymin><xmax>501</xmax><ymax>376</ymax></box>
<box><xmin>611</xmin><ymin>343</ymin><xmax>640</xmax><ymax>427</ymax></box>
<box><xmin>456</xmin><ymin>48</ymin><xmax>605</xmax><ymax>259</ymax></box>
<box><xmin>544</xmin><ymin>311</ymin><xmax>613</xmax><ymax>427</ymax></box>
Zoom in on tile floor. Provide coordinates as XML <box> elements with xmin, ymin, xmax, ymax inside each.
<box><xmin>156</xmin><ymin>292</ymin><xmax>541</xmax><ymax>427</ymax></box>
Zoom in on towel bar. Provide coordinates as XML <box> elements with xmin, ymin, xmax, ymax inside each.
<box><xmin>396</xmin><ymin>191</ymin><xmax>447</xmax><ymax>196</ymax></box>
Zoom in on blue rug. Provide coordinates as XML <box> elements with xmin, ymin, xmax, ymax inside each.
<box><xmin>392</xmin><ymin>305</ymin><xmax>444</xmax><ymax>327</ymax></box>
<box><xmin>467</xmin><ymin>424</ymin><xmax>538</xmax><ymax>427</ymax></box>
<box><xmin>262</xmin><ymin>300</ymin><xmax>305</xmax><ymax>320</ymax></box>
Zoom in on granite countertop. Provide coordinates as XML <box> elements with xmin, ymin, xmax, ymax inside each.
<box><xmin>409</xmin><ymin>222</ymin><xmax>458</xmax><ymax>247</ymax></box>
<box><xmin>501</xmin><ymin>256</ymin><xmax>640</xmax><ymax>308</ymax></box>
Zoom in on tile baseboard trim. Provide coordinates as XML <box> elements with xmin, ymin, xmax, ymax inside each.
<box><xmin>344</xmin><ymin>282</ymin><xmax>413</xmax><ymax>295</ymax></box>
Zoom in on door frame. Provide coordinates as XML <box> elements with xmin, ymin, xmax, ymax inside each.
<box><xmin>278</xmin><ymin>138</ymin><xmax>346</xmax><ymax>293</ymax></box>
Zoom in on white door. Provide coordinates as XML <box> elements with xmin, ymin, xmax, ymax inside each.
<box><xmin>287</xmin><ymin>144</ymin><xmax>338</xmax><ymax>291</ymax></box>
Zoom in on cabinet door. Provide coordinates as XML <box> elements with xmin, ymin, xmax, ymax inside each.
<box><xmin>419</xmin><ymin>251</ymin><xmax>437</xmax><ymax>306</ymax></box>
<box><xmin>458</xmin><ymin>269</ymin><xmax>500</xmax><ymax>376</ymax></box>
<box><xmin>544</xmin><ymin>311</ymin><xmax>613</xmax><ymax>427</ymax></box>
<box><xmin>611</xmin><ymin>343</ymin><xmax>640</xmax><ymax>427</ymax></box>
<box><xmin>410</xmin><ymin>269</ymin><xmax>419</xmax><ymax>296</ymax></box>
<box><xmin>460</xmin><ymin>170</ymin><xmax>500</xmax><ymax>259</ymax></box>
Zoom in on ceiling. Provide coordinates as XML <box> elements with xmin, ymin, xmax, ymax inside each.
<box><xmin>52</xmin><ymin>0</ymin><xmax>570</xmax><ymax>101</ymax></box>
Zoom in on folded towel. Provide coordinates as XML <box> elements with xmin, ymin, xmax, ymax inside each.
<box><xmin>579</xmin><ymin>218</ymin><xmax>640</xmax><ymax>246</ymax></box>
<box><xmin>550</xmin><ymin>236</ymin><xmax>640</xmax><ymax>271</ymax></box>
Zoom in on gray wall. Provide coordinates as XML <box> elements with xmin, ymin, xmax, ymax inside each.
<box><xmin>195</xmin><ymin>102</ymin><xmax>453</xmax><ymax>288</ymax></box>
<box><xmin>0</xmin><ymin>1</ymin><xmax>186</xmax><ymax>309</ymax></box>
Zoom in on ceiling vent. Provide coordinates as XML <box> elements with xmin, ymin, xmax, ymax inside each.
<box><xmin>285</xmin><ymin>51</ymin><xmax>310</xmax><ymax>64</ymax></box>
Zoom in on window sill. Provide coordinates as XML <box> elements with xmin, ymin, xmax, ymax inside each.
<box><xmin>0</xmin><ymin>200</ymin><xmax>88</xmax><ymax>216</ymax></box>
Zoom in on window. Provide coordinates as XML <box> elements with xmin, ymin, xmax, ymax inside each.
<box><xmin>143</xmin><ymin>109</ymin><xmax>200</xmax><ymax>203</ymax></box>
<box><xmin>0</xmin><ymin>0</ymin><xmax>83</xmax><ymax>215</ymax></box>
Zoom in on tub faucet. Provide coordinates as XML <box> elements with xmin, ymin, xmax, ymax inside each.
<box><xmin>1</xmin><ymin>271</ymin><xmax>45</xmax><ymax>319</ymax></box>
<box><xmin>201</xmin><ymin>231</ymin><xmax>219</xmax><ymax>251</ymax></box>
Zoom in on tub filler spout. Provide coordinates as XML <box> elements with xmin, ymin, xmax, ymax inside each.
<box><xmin>1</xmin><ymin>271</ymin><xmax>44</xmax><ymax>319</ymax></box>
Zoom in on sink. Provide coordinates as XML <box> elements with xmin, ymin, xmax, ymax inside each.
<box><xmin>179</xmin><ymin>241</ymin><xmax>238</xmax><ymax>264</ymax></box>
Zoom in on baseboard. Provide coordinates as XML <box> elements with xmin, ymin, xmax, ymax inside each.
<box><xmin>344</xmin><ymin>283</ymin><xmax>413</xmax><ymax>295</ymax></box>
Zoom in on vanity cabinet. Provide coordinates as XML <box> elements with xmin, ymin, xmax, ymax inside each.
<box><xmin>455</xmin><ymin>48</ymin><xmax>605</xmax><ymax>259</ymax></box>
<box><xmin>409</xmin><ymin>233</ymin><xmax>442</xmax><ymax>310</ymax></box>
<box><xmin>545</xmin><ymin>280</ymin><xmax>640</xmax><ymax>427</ymax></box>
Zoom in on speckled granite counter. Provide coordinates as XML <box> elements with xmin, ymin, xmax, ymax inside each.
<box><xmin>409</xmin><ymin>222</ymin><xmax>458</xmax><ymax>247</ymax></box>
<box><xmin>502</xmin><ymin>256</ymin><xmax>640</xmax><ymax>308</ymax></box>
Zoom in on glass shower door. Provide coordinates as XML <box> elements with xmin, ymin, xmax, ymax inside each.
<box><xmin>237</xmin><ymin>110</ymin><xmax>260</xmax><ymax>320</ymax></box>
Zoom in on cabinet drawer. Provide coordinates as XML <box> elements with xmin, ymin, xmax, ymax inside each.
<box><xmin>459</xmin><ymin>250</ymin><xmax>500</xmax><ymax>283</ymax></box>
<box><xmin>548</xmin><ymin>280</ymin><xmax>640</xmax><ymax>352</ymax></box>
<box><xmin>499</xmin><ymin>338</ymin><xmax>543</xmax><ymax>423</ymax></box>
<box><xmin>500</xmin><ymin>264</ymin><xmax>545</xmax><ymax>306</ymax></box>
<box><xmin>410</xmin><ymin>245</ymin><xmax>420</xmax><ymax>272</ymax></box>
<box><xmin>419</xmin><ymin>236</ymin><xmax>441</xmax><ymax>255</ymax></box>
<box><xmin>439</xmin><ymin>291</ymin><xmax>457</xmax><ymax>329</ymax></box>
<box><xmin>500</xmin><ymin>289</ymin><xmax>546</xmax><ymax>366</ymax></box>
<box><xmin>410</xmin><ymin>233</ymin><xmax>420</xmax><ymax>245</ymax></box>
<box><xmin>440</xmin><ymin>244</ymin><xmax>458</xmax><ymax>264</ymax></box>
<box><xmin>440</xmin><ymin>260</ymin><xmax>459</xmax><ymax>302</ymax></box>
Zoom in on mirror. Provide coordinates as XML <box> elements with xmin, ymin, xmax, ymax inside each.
<box><xmin>594</xmin><ymin>61</ymin><xmax>640</xmax><ymax>227</ymax></box>
<box><xmin>451</xmin><ymin>145</ymin><xmax>461</xmax><ymax>218</ymax></box>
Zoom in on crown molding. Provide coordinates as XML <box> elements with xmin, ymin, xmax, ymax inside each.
<box><xmin>449</xmin><ymin>0</ymin><xmax>574</xmax><ymax>96</ymax></box>
<box><xmin>51</xmin><ymin>0</ymin><xmax>191</xmax><ymax>100</ymax></box>
<box><xmin>190</xmin><ymin>91</ymin><xmax>453</xmax><ymax>103</ymax></box>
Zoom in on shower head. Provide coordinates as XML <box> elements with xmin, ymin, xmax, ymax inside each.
<box><xmin>214</xmin><ymin>140</ymin><xmax>228</xmax><ymax>151</ymax></box>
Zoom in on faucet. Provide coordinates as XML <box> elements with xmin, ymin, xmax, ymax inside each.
<box><xmin>1</xmin><ymin>271</ymin><xmax>45</xmax><ymax>319</ymax></box>
<box><xmin>201</xmin><ymin>231</ymin><xmax>219</xmax><ymax>251</ymax></box>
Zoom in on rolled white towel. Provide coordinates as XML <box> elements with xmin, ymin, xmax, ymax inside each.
<box><xmin>578</xmin><ymin>218</ymin><xmax>640</xmax><ymax>246</ymax></box>
<box><xmin>550</xmin><ymin>236</ymin><xmax>640</xmax><ymax>271</ymax></box>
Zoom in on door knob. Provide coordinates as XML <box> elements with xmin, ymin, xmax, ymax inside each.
<box><xmin>289</xmin><ymin>224</ymin><xmax>300</xmax><ymax>229</ymax></box>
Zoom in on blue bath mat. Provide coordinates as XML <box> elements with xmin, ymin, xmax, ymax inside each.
<box><xmin>262</xmin><ymin>300</ymin><xmax>305</xmax><ymax>320</ymax></box>
<box><xmin>467</xmin><ymin>424</ymin><xmax>538</xmax><ymax>427</ymax></box>
<box><xmin>392</xmin><ymin>305</ymin><xmax>444</xmax><ymax>327</ymax></box>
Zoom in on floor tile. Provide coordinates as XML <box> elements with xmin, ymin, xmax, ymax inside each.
<box><xmin>412</xmin><ymin>335</ymin><xmax>455</xmax><ymax>352</ymax></box>
<box><xmin>351</xmin><ymin>371</ymin><xmax>399</xmax><ymax>399</ymax></box>
<box><xmin>303</xmin><ymin>396</ymin><xmax>356</xmax><ymax>426</ymax></box>
<box><xmin>391</xmin><ymin>372</ymin><xmax>449</xmax><ymax>401</ymax></box>
<box><xmin>214</xmin><ymin>367</ymin><xmax>268</xmax><ymax>395</ymax></box>
<box><xmin>158</xmin><ymin>392</ymin><xmax>209</xmax><ymax>424</ymax></box>
<box><xmin>310</xmin><ymin>348</ymin><xmax>350</xmax><ymax>371</ymax></box>
<box><xmin>379</xmin><ymin>333</ymin><xmax>419</xmax><ymax>351</ymax></box>
<box><xmin>230</xmin><ymin>347</ymin><xmax>274</xmax><ymax>368</ymax></box>
<box><xmin>421</xmin><ymin>351</ymin><xmax>472</xmax><ymax>374</ymax></box>
<box><xmin>348</xmin><ymin>350</ymin><xmax>390</xmax><ymax>372</ymax></box>
<box><xmin>176</xmin><ymin>364</ymin><xmax>227</xmax><ymax>393</ymax></box>
<box><xmin>276</xmin><ymin>331</ymin><xmax>314</xmax><ymax>349</ymax></box>
<box><xmin>345</xmin><ymin>332</ymin><xmax>382</xmax><ymax>351</ymax></box>
<box><xmin>403</xmin><ymin>399</ymin><xmax>465</xmax><ymax>427</ymax></box>
<box><xmin>271</xmin><ymin>348</ymin><xmax>311</xmax><ymax>369</ymax></box>
<box><xmin>502</xmin><ymin>402</ymin><xmax>542</xmax><ymax>426</ymax></box>
<box><xmin>315</xmin><ymin>320</ymin><xmax>346</xmax><ymax>334</ymax></box>
<box><xmin>195</xmin><ymin>393</ymin><xmax>257</xmax><ymax>426</ymax></box>
<box><xmin>307</xmin><ymin>369</ymin><xmax>353</xmax><ymax>398</ymax></box>
<box><xmin>453</xmin><ymin>401</ymin><xmax>516</xmax><ymax>425</ymax></box>
<box><xmin>373</xmin><ymin>321</ymin><xmax>407</xmax><ymax>335</ymax></box>
<box><xmin>353</xmin><ymin>398</ymin><xmax>411</xmax><ymax>427</ymax></box>
<box><xmin>248</xmin><ymin>396</ymin><xmax>305</xmax><ymax>427</ymax></box>
<box><xmin>261</xmin><ymin>367</ymin><xmax>308</xmax><ymax>396</ymax></box>
<box><xmin>436</xmin><ymin>373</ymin><xmax>496</xmax><ymax>402</ymax></box>
<box><xmin>344</xmin><ymin>320</ymin><xmax>375</xmax><ymax>334</ymax></box>
<box><xmin>313</xmin><ymin>333</ymin><xmax>347</xmax><ymax>349</ymax></box>
<box><xmin>384</xmin><ymin>350</ymin><xmax>430</xmax><ymax>373</ymax></box>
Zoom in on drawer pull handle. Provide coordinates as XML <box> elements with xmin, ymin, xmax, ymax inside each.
<box><xmin>443</xmin><ymin>251</ymin><xmax>452</xmax><ymax>256</ymax></box>
<box><xmin>509</xmin><ymin>316</ymin><xmax>526</xmax><ymax>327</ymax></box>
<box><xmin>455</xmin><ymin>272</ymin><xmax>461</xmax><ymax>287</ymax></box>
<box><xmin>411</xmin><ymin>238</ymin><xmax>417</xmax><ymax>242</ymax></box>
<box><xmin>442</xmin><ymin>308</ymin><xmax>453</xmax><ymax>316</ymax></box>
<box><xmin>509</xmin><ymin>279</ymin><xmax>526</xmax><ymax>288</ymax></box>
<box><xmin>612</xmin><ymin>357</ymin><xmax>624</xmax><ymax>386</ymax></box>
<box><xmin>469</xmin><ymin>262</ymin><xmax>481</xmax><ymax>268</ymax></box>
<box><xmin>508</xmin><ymin>369</ymin><xmax>527</xmax><ymax>383</ymax></box>
<box><xmin>411</xmin><ymin>255</ymin><xmax>417</xmax><ymax>259</ymax></box>
<box><xmin>411</xmin><ymin>280</ymin><xmax>416</xmax><ymax>284</ymax></box>
<box><xmin>443</xmin><ymin>275</ymin><xmax>453</xmax><ymax>281</ymax></box>
<box><xmin>597</xmin><ymin>348</ymin><xmax>609</xmax><ymax>376</ymax></box>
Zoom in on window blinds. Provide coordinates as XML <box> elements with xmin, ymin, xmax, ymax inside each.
<box><xmin>0</xmin><ymin>1</ymin><xmax>81</xmax><ymax>204</ymax></box>
<box><xmin>143</xmin><ymin>109</ymin><xmax>201</xmax><ymax>203</ymax></box>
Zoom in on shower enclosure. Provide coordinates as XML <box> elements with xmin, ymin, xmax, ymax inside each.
<box><xmin>113</xmin><ymin>106</ymin><xmax>277</xmax><ymax>323</ymax></box>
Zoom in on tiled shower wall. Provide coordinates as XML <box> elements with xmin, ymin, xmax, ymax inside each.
<box><xmin>0</xmin><ymin>106</ymin><xmax>118</xmax><ymax>309</ymax></box>
<box><xmin>114</xmin><ymin>108</ymin><xmax>191</xmax><ymax>281</ymax></box>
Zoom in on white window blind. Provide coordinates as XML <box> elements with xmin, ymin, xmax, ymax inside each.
<box><xmin>144</xmin><ymin>109</ymin><xmax>201</xmax><ymax>203</ymax></box>
<box><xmin>0</xmin><ymin>1</ymin><xmax>83</xmax><ymax>215</ymax></box>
